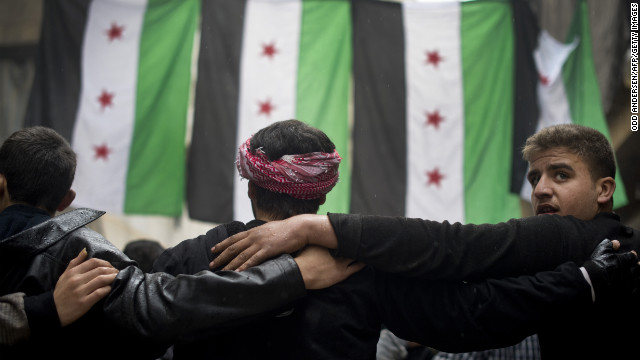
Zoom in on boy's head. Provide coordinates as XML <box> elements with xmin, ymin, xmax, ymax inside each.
<box><xmin>522</xmin><ymin>124</ymin><xmax>616</xmax><ymax>220</ymax></box>
<box><xmin>0</xmin><ymin>126</ymin><xmax>76</xmax><ymax>214</ymax></box>
<box><xmin>236</xmin><ymin>119</ymin><xmax>341</xmax><ymax>220</ymax></box>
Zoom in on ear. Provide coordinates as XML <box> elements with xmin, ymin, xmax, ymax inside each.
<box><xmin>0</xmin><ymin>174</ymin><xmax>6</xmax><ymax>198</ymax></box>
<box><xmin>0</xmin><ymin>174</ymin><xmax>8</xmax><ymax>209</ymax></box>
<box><xmin>595</xmin><ymin>177</ymin><xmax>615</xmax><ymax>207</ymax></box>
<box><xmin>247</xmin><ymin>181</ymin><xmax>257</xmax><ymax>200</ymax></box>
<box><xmin>56</xmin><ymin>189</ymin><xmax>76</xmax><ymax>212</ymax></box>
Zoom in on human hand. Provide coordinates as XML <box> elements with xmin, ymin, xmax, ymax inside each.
<box><xmin>294</xmin><ymin>245</ymin><xmax>365</xmax><ymax>290</ymax></box>
<box><xmin>54</xmin><ymin>248</ymin><xmax>119</xmax><ymax>326</ymax></box>
<box><xmin>582</xmin><ymin>239</ymin><xmax>639</xmax><ymax>304</ymax></box>
<box><xmin>210</xmin><ymin>214</ymin><xmax>337</xmax><ymax>271</ymax></box>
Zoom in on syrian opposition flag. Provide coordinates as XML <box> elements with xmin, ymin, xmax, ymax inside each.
<box><xmin>187</xmin><ymin>0</ymin><xmax>351</xmax><ymax>223</ymax></box>
<box><xmin>350</xmin><ymin>0</ymin><xmax>521</xmax><ymax>224</ymax></box>
<box><xmin>511</xmin><ymin>0</ymin><xmax>628</xmax><ymax>207</ymax></box>
<box><xmin>25</xmin><ymin>0</ymin><xmax>199</xmax><ymax>216</ymax></box>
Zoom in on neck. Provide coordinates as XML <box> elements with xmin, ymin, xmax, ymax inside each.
<box><xmin>254</xmin><ymin>211</ymin><xmax>286</xmax><ymax>222</ymax></box>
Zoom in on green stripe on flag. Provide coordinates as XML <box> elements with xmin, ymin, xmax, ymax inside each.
<box><xmin>297</xmin><ymin>0</ymin><xmax>351</xmax><ymax>214</ymax></box>
<box><xmin>462</xmin><ymin>1</ymin><xmax>521</xmax><ymax>223</ymax></box>
<box><xmin>126</xmin><ymin>0</ymin><xmax>199</xmax><ymax>215</ymax></box>
<box><xmin>563</xmin><ymin>0</ymin><xmax>628</xmax><ymax>208</ymax></box>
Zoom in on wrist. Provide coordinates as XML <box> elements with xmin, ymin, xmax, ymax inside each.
<box><xmin>301</xmin><ymin>214</ymin><xmax>337</xmax><ymax>249</ymax></box>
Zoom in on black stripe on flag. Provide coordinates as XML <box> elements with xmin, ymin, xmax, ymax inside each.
<box><xmin>24</xmin><ymin>0</ymin><xmax>89</xmax><ymax>142</ymax></box>
<box><xmin>350</xmin><ymin>0</ymin><xmax>407</xmax><ymax>216</ymax></box>
<box><xmin>510</xmin><ymin>0</ymin><xmax>540</xmax><ymax>195</ymax></box>
<box><xmin>187</xmin><ymin>0</ymin><xmax>246</xmax><ymax>223</ymax></box>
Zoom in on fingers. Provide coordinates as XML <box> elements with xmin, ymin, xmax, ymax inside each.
<box><xmin>211</xmin><ymin>234</ymin><xmax>240</xmax><ymax>255</ymax></box>
<box><xmin>210</xmin><ymin>234</ymin><xmax>246</xmax><ymax>270</ymax></box>
<box><xmin>611</xmin><ymin>239</ymin><xmax>620</xmax><ymax>250</ymax></box>
<box><xmin>82</xmin><ymin>271</ymin><xmax>117</xmax><ymax>304</ymax></box>
<box><xmin>222</xmin><ymin>249</ymin><xmax>255</xmax><ymax>271</ymax></box>
<box><xmin>81</xmin><ymin>265</ymin><xmax>119</xmax><ymax>286</ymax></box>
<box><xmin>55</xmin><ymin>253</ymin><xmax>118</xmax><ymax>327</ymax></box>
<box><xmin>83</xmin><ymin>285</ymin><xmax>113</xmax><ymax>305</ymax></box>
<box><xmin>67</xmin><ymin>248</ymin><xmax>89</xmax><ymax>269</ymax></box>
<box><xmin>72</xmin><ymin>257</ymin><xmax>115</xmax><ymax>275</ymax></box>
<box><xmin>232</xmin><ymin>251</ymin><xmax>262</xmax><ymax>272</ymax></box>
<box><xmin>618</xmin><ymin>250</ymin><xmax>639</xmax><ymax>267</ymax></box>
<box><xmin>210</xmin><ymin>243</ymin><xmax>255</xmax><ymax>271</ymax></box>
<box><xmin>345</xmin><ymin>260</ymin><xmax>366</xmax><ymax>275</ymax></box>
<box><xmin>68</xmin><ymin>249</ymin><xmax>114</xmax><ymax>273</ymax></box>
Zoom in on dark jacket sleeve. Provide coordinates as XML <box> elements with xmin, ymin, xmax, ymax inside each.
<box><xmin>328</xmin><ymin>212</ymin><xmax>622</xmax><ymax>280</ymax></box>
<box><xmin>104</xmin><ymin>254</ymin><xmax>306</xmax><ymax>345</ymax></box>
<box><xmin>60</xmin><ymin>226</ymin><xmax>307</xmax><ymax>346</ymax></box>
<box><xmin>23</xmin><ymin>290</ymin><xmax>61</xmax><ymax>341</ymax></box>
<box><xmin>375</xmin><ymin>262</ymin><xmax>592</xmax><ymax>352</ymax></box>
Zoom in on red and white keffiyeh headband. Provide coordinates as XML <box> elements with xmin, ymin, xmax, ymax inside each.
<box><xmin>236</xmin><ymin>137</ymin><xmax>341</xmax><ymax>200</ymax></box>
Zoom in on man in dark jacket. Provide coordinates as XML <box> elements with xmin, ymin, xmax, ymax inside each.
<box><xmin>158</xmin><ymin>120</ymin><xmax>637</xmax><ymax>359</ymax></box>
<box><xmin>0</xmin><ymin>126</ymin><xmax>362</xmax><ymax>359</ymax></box>
<box><xmin>153</xmin><ymin>119</ymin><xmax>382</xmax><ymax>359</ymax></box>
<box><xmin>211</xmin><ymin>124</ymin><xmax>640</xmax><ymax>359</ymax></box>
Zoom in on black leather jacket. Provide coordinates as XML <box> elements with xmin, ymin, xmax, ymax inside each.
<box><xmin>0</xmin><ymin>207</ymin><xmax>305</xmax><ymax>360</ymax></box>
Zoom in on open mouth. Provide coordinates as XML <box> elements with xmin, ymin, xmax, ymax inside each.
<box><xmin>536</xmin><ymin>204</ymin><xmax>558</xmax><ymax>215</ymax></box>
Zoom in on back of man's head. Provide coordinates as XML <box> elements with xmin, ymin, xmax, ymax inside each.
<box><xmin>522</xmin><ymin>124</ymin><xmax>616</xmax><ymax>181</ymax></box>
<box><xmin>123</xmin><ymin>239</ymin><xmax>165</xmax><ymax>273</ymax></box>
<box><xmin>0</xmin><ymin>126</ymin><xmax>76</xmax><ymax>213</ymax></box>
<box><xmin>238</xmin><ymin>119</ymin><xmax>339</xmax><ymax>219</ymax></box>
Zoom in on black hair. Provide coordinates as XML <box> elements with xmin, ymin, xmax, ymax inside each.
<box><xmin>0</xmin><ymin>126</ymin><xmax>76</xmax><ymax>213</ymax></box>
<box><xmin>248</xmin><ymin>119</ymin><xmax>336</xmax><ymax>219</ymax></box>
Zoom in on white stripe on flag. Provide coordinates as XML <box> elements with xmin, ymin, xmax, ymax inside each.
<box><xmin>233</xmin><ymin>0</ymin><xmax>302</xmax><ymax>222</ymax></box>
<box><xmin>403</xmin><ymin>2</ymin><xmax>465</xmax><ymax>222</ymax></box>
<box><xmin>72</xmin><ymin>0</ymin><xmax>147</xmax><ymax>213</ymax></box>
<box><xmin>520</xmin><ymin>30</ymin><xmax>579</xmax><ymax>199</ymax></box>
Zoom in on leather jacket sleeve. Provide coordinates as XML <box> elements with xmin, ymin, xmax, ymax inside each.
<box><xmin>328</xmin><ymin>212</ymin><xmax>622</xmax><ymax>281</ymax></box>
<box><xmin>103</xmin><ymin>254</ymin><xmax>306</xmax><ymax>345</ymax></box>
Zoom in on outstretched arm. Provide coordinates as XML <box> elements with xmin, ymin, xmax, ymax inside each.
<box><xmin>211</xmin><ymin>212</ymin><xmax>624</xmax><ymax>281</ymax></box>
<box><xmin>378</xmin><ymin>239</ymin><xmax>639</xmax><ymax>352</ymax></box>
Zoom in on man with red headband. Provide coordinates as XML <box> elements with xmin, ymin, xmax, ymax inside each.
<box><xmin>154</xmin><ymin>120</ymin><xmax>636</xmax><ymax>360</ymax></box>
<box><xmin>153</xmin><ymin>119</ymin><xmax>375</xmax><ymax>359</ymax></box>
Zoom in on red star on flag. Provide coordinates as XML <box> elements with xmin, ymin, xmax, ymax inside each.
<box><xmin>425</xmin><ymin>50</ymin><xmax>443</xmax><ymax>68</ymax></box>
<box><xmin>538</xmin><ymin>72</ymin><xmax>549</xmax><ymax>86</ymax></box>
<box><xmin>98</xmin><ymin>90</ymin><xmax>114</xmax><ymax>110</ymax></box>
<box><xmin>258</xmin><ymin>99</ymin><xmax>274</xmax><ymax>116</ymax></box>
<box><xmin>94</xmin><ymin>143</ymin><xmax>111</xmax><ymax>160</ymax></box>
<box><xmin>425</xmin><ymin>110</ymin><xmax>444</xmax><ymax>129</ymax></box>
<box><xmin>426</xmin><ymin>168</ymin><xmax>444</xmax><ymax>187</ymax></box>
<box><xmin>261</xmin><ymin>42</ymin><xmax>278</xmax><ymax>59</ymax></box>
<box><xmin>106</xmin><ymin>22</ymin><xmax>125</xmax><ymax>42</ymax></box>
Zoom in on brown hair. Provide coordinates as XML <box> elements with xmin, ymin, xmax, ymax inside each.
<box><xmin>522</xmin><ymin>124</ymin><xmax>616</xmax><ymax>181</ymax></box>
